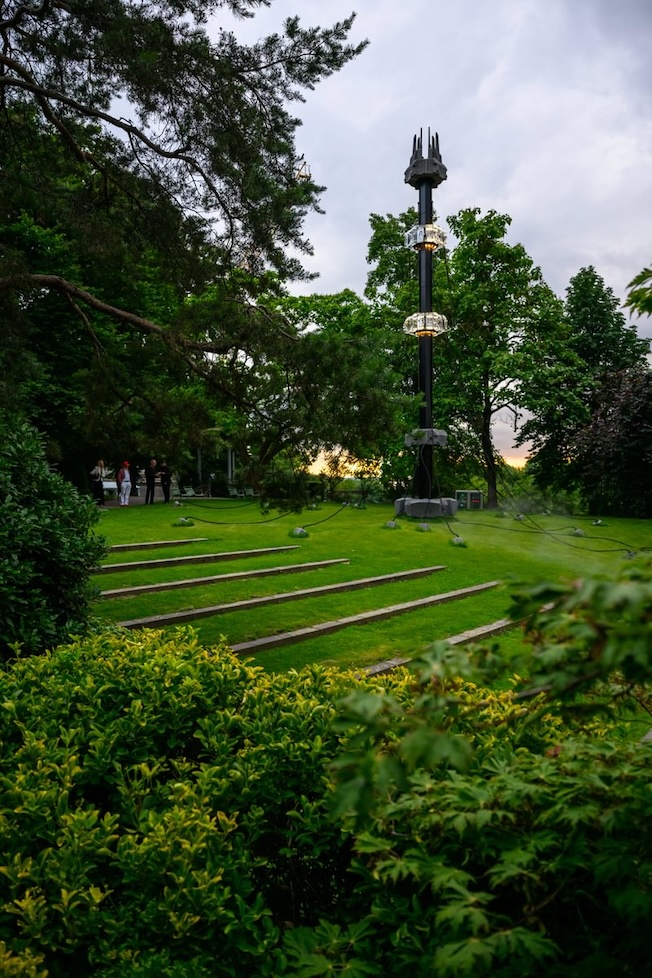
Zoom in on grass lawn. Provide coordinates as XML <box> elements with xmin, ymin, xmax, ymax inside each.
<box><xmin>93</xmin><ymin>498</ymin><xmax>652</xmax><ymax>672</ymax></box>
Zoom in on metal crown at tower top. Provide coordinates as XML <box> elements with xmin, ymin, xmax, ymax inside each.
<box><xmin>404</xmin><ymin>129</ymin><xmax>447</xmax><ymax>189</ymax></box>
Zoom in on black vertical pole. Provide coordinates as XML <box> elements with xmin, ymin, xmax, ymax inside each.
<box><xmin>417</xmin><ymin>181</ymin><xmax>434</xmax><ymax>499</ymax></box>
<box><xmin>404</xmin><ymin>130</ymin><xmax>447</xmax><ymax>501</ymax></box>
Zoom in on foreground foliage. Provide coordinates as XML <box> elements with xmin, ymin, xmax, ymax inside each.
<box><xmin>328</xmin><ymin>560</ymin><xmax>652</xmax><ymax>976</ymax></box>
<box><xmin>0</xmin><ymin>630</ymin><xmax>395</xmax><ymax>976</ymax></box>
<box><xmin>0</xmin><ymin>413</ymin><xmax>105</xmax><ymax>659</ymax></box>
<box><xmin>0</xmin><ymin>561</ymin><xmax>650</xmax><ymax>975</ymax></box>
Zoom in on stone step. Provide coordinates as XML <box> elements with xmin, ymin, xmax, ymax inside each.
<box><xmin>96</xmin><ymin>545</ymin><xmax>300</xmax><ymax>574</ymax></box>
<box><xmin>118</xmin><ymin>566</ymin><xmax>447</xmax><ymax>628</ymax></box>
<box><xmin>229</xmin><ymin>580</ymin><xmax>500</xmax><ymax>655</ymax></box>
<box><xmin>100</xmin><ymin>559</ymin><xmax>351</xmax><ymax>599</ymax></box>
<box><xmin>364</xmin><ymin>618</ymin><xmax>513</xmax><ymax>675</ymax></box>
<box><xmin>109</xmin><ymin>538</ymin><xmax>209</xmax><ymax>552</ymax></box>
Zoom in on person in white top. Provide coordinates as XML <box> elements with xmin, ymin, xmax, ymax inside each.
<box><xmin>117</xmin><ymin>461</ymin><xmax>132</xmax><ymax>506</ymax></box>
<box><xmin>90</xmin><ymin>459</ymin><xmax>106</xmax><ymax>506</ymax></box>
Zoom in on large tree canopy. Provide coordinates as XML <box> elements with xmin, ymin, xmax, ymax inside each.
<box><xmin>571</xmin><ymin>366</ymin><xmax>652</xmax><ymax>517</ymax></box>
<box><xmin>440</xmin><ymin>209</ymin><xmax>564</xmax><ymax>508</ymax></box>
<box><xmin>0</xmin><ymin>2</ymin><xmax>371</xmax><ymax>485</ymax></box>
<box><xmin>0</xmin><ymin>0</ymin><xmax>366</xmax><ymax>285</ymax></box>
<box><xmin>564</xmin><ymin>265</ymin><xmax>649</xmax><ymax>372</ymax></box>
<box><xmin>520</xmin><ymin>266</ymin><xmax>650</xmax><ymax>494</ymax></box>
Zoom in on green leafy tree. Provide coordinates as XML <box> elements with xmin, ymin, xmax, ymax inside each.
<box><xmin>272</xmin><ymin>290</ymin><xmax>411</xmax><ymax>460</ymax></box>
<box><xmin>163</xmin><ymin>284</ymin><xmax>414</xmax><ymax>499</ymax></box>
<box><xmin>364</xmin><ymin>209</ymin><xmax>420</xmax><ymax>316</ymax></box>
<box><xmin>570</xmin><ymin>366</ymin><xmax>652</xmax><ymax>516</ymax></box>
<box><xmin>520</xmin><ymin>266</ymin><xmax>649</xmax><ymax>494</ymax></box>
<box><xmin>626</xmin><ymin>264</ymin><xmax>652</xmax><ymax>317</ymax></box>
<box><xmin>0</xmin><ymin>3</ymin><xmax>369</xmax><ymax>485</ymax></box>
<box><xmin>565</xmin><ymin>266</ymin><xmax>648</xmax><ymax>369</ymax></box>
<box><xmin>0</xmin><ymin>209</ymin><xmax>209</xmax><ymax>484</ymax></box>
<box><xmin>439</xmin><ymin>209</ymin><xmax>564</xmax><ymax>508</ymax></box>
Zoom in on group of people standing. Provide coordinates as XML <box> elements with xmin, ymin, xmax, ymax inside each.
<box><xmin>90</xmin><ymin>457</ymin><xmax>172</xmax><ymax>507</ymax></box>
<box><xmin>144</xmin><ymin>458</ymin><xmax>172</xmax><ymax>505</ymax></box>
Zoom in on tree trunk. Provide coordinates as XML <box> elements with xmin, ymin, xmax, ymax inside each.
<box><xmin>481</xmin><ymin>377</ymin><xmax>499</xmax><ymax>508</ymax></box>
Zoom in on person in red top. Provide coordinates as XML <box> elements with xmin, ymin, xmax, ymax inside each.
<box><xmin>117</xmin><ymin>461</ymin><xmax>132</xmax><ymax>506</ymax></box>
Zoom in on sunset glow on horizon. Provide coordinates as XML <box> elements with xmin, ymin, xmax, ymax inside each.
<box><xmin>502</xmin><ymin>455</ymin><xmax>527</xmax><ymax>469</ymax></box>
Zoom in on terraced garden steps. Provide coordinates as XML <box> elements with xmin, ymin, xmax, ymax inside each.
<box><xmin>109</xmin><ymin>538</ymin><xmax>209</xmax><ymax>552</ymax></box>
<box><xmin>117</xmin><ymin>565</ymin><xmax>447</xmax><ymax>629</ymax></box>
<box><xmin>96</xmin><ymin>527</ymin><xmax>510</xmax><ymax>676</ymax></box>
<box><xmin>365</xmin><ymin>617</ymin><xmax>513</xmax><ymax>675</ymax></box>
<box><xmin>229</xmin><ymin>580</ymin><xmax>500</xmax><ymax>655</ymax></box>
<box><xmin>96</xmin><ymin>545</ymin><xmax>300</xmax><ymax>574</ymax></box>
<box><xmin>100</xmin><ymin>559</ymin><xmax>351</xmax><ymax>599</ymax></box>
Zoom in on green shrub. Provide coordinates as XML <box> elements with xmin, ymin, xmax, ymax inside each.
<box><xmin>0</xmin><ymin>629</ymin><xmax>409</xmax><ymax>976</ymax></box>
<box><xmin>328</xmin><ymin>692</ymin><xmax>651</xmax><ymax>977</ymax></box>
<box><xmin>320</xmin><ymin>562</ymin><xmax>652</xmax><ymax>977</ymax></box>
<box><xmin>1</xmin><ymin>560</ymin><xmax>651</xmax><ymax>976</ymax></box>
<box><xmin>0</xmin><ymin>941</ymin><xmax>47</xmax><ymax>978</ymax></box>
<box><xmin>0</xmin><ymin>412</ymin><xmax>106</xmax><ymax>658</ymax></box>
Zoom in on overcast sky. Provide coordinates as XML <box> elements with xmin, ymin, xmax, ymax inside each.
<box><xmin>224</xmin><ymin>0</ymin><xmax>652</xmax><ymax>462</ymax></box>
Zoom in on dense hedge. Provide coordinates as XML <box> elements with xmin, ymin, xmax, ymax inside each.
<box><xmin>0</xmin><ymin>630</ymin><xmax>408</xmax><ymax>976</ymax></box>
<box><xmin>0</xmin><ymin>563</ymin><xmax>650</xmax><ymax>976</ymax></box>
<box><xmin>0</xmin><ymin>412</ymin><xmax>106</xmax><ymax>658</ymax></box>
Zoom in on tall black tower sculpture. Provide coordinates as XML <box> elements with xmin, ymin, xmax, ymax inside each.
<box><xmin>403</xmin><ymin>129</ymin><xmax>448</xmax><ymax>502</ymax></box>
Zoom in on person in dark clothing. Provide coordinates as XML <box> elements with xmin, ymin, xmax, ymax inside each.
<box><xmin>158</xmin><ymin>459</ymin><xmax>172</xmax><ymax>503</ymax></box>
<box><xmin>145</xmin><ymin>457</ymin><xmax>157</xmax><ymax>505</ymax></box>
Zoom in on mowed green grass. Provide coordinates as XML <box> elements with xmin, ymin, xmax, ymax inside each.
<box><xmin>92</xmin><ymin>499</ymin><xmax>652</xmax><ymax>672</ymax></box>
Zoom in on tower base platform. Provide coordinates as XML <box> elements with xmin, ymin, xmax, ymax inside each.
<box><xmin>394</xmin><ymin>496</ymin><xmax>458</xmax><ymax>519</ymax></box>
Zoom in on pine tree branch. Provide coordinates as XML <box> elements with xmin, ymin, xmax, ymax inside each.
<box><xmin>0</xmin><ymin>0</ymin><xmax>55</xmax><ymax>32</ymax></box>
<box><xmin>0</xmin><ymin>273</ymin><xmax>236</xmax><ymax>355</ymax></box>
<box><xmin>0</xmin><ymin>53</ymin><xmax>233</xmax><ymax>217</ymax></box>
